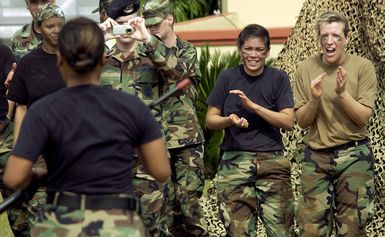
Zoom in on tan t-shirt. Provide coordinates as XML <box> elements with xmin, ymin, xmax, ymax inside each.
<box><xmin>294</xmin><ymin>53</ymin><xmax>377</xmax><ymax>149</ymax></box>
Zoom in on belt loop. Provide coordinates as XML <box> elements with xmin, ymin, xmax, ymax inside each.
<box><xmin>80</xmin><ymin>194</ymin><xmax>86</xmax><ymax>210</ymax></box>
<box><xmin>53</xmin><ymin>192</ymin><xmax>60</xmax><ymax>206</ymax></box>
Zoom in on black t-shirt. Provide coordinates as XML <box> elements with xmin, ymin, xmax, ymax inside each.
<box><xmin>207</xmin><ymin>65</ymin><xmax>294</xmax><ymax>152</ymax></box>
<box><xmin>7</xmin><ymin>47</ymin><xmax>65</xmax><ymax>107</ymax></box>
<box><xmin>11</xmin><ymin>85</ymin><xmax>162</xmax><ymax>194</ymax></box>
<box><xmin>0</xmin><ymin>44</ymin><xmax>16</xmax><ymax>120</ymax></box>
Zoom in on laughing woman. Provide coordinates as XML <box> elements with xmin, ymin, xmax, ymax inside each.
<box><xmin>205</xmin><ymin>24</ymin><xmax>295</xmax><ymax>237</ymax></box>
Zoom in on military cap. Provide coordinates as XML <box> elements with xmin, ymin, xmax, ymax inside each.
<box><xmin>107</xmin><ymin>0</ymin><xmax>140</xmax><ymax>20</ymax></box>
<box><xmin>142</xmin><ymin>0</ymin><xmax>173</xmax><ymax>26</ymax></box>
<box><xmin>35</xmin><ymin>3</ymin><xmax>65</xmax><ymax>23</ymax></box>
<box><xmin>92</xmin><ymin>0</ymin><xmax>113</xmax><ymax>14</ymax></box>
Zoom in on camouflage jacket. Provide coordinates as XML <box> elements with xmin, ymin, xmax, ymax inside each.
<box><xmin>140</xmin><ymin>35</ymin><xmax>205</xmax><ymax>148</ymax></box>
<box><xmin>10</xmin><ymin>22</ymin><xmax>42</xmax><ymax>60</ymax></box>
<box><xmin>100</xmin><ymin>45</ymin><xmax>169</xmax><ymax>140</ymax></box>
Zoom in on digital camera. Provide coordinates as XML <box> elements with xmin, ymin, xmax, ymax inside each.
<box><xmin>112</xmin><ymin>24</ymin><xmax>134</xmax><ymax>35</ymax></box>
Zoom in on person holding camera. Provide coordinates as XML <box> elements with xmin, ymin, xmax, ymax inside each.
<box><xmin>113</xmin><ymin>0</ymin><xmax>208</xmax><ymax>235</ymax></box>
<box><xmin>98</xmin><ymin>1</ymin><xmax>172</xmax><ymax>236</ymax></box>
<box><xmin>4</xmin><ymin>16</ymin><xmax>171</xmax><ymax>236</ymax></box>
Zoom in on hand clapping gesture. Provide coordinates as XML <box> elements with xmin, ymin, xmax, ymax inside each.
<box><xmin>310</xmin><ymin>72</ymin><xmax>326</xmax><ymax>99</ymax></box>
<box><xmin>335</xmin><ymin>66</ymin><xmax>347</xmax><ymax>96</ymax></box>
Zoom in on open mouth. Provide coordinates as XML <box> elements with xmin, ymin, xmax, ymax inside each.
<box><xmin>325</xmin><ymin>47</ymin><xmax>336</xmax><ymax>55</ymax></box>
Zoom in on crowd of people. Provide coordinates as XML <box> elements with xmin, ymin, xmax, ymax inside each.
<box><xmin>0</xmin><ymin>0</ymin><xmax>377</xmax><ymax>237</ymax></box>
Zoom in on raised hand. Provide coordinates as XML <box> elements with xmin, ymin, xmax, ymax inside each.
<box><xmin>126</xmin><ymin>17</ymin><xmax>152</xmax><ymax>43</ymax></box>
<box><xmin>229</xmin><ymin>89</ymin><xmax>257</xmax><ymax>112</ymax></box>
<box><xmin>310</xmin><ymin>72</ymin><xmax>326</xmax><ymax>99</ymax></box>
<box><xmin>98</xmin><ymin>18</ymin><xmax>120</xmax><ymax>40</ymax></box>
<box><xmin>335</xmin><ymin>66</ymin><xmax>347</xmax><ymax>96</ymax></box>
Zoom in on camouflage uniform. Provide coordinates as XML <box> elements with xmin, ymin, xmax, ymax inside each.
<box><xmin>294</xmin><ymin>50</ymin><xmax>377</xmax><ymax>235</ymax></box>
<box><xmin>10</xmin><ymin>22</ymin><xmax>42</xmax><ymax>61</ymax></box>
<box><xmin>32</xmin><ymin>204</ymin><xmax>148</xmax><ymax>236</ymax></box>
<box><xmin>100</xmin><ymin>45</ymin><xmax>170</xmax><ymax>237</ymax></box>
<box><xmin>4</xmin><ymin>4</ymin><xmax>65</xmax><ymax>237</ymax></box>
<box><xmin>2</xmin><ymin>20</ymin><xmax>42</xmax><ymax>237</ymax></box>
<box><xmin>217</xmin><ymin>151</ymin><xmax>294</xmax><ymax>237</ymax></box>
<box><xmin>2</xmin><ymin>19</ymin><xmax>41</xmax><ymax>237</ymax></box>
<box><xmin>297</xmin><ymin>143</ymin><xmax>375</xmax><ymax>237</ymax></box>
<box><xmin>142</xmin><ymin>1</ymin><xmax>207</xmax><ymax>235</ymax></box>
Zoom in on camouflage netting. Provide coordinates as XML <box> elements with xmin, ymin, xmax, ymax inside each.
<box><xmin>200</xmin><ymin>0</ymin><xmax>385</xmax><ymax>236</ymax></box>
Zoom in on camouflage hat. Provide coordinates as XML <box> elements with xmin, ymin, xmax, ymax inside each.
<box><xmin>92</xmin><ymin>0</ymin><xmax>113</xmax><ymax>14</ymax></box>
<box><xmin>36</xmin><ymin>3</ymin><xmax>65</xmax><ymax>23</ymax></box>
<box><xmin>142</xmin><ymin>0</ymin><xmax>173</xmax><ymax>26</ymax></box>
<box><xmin>107</xmin><ymin>0</ymin><xmax>140</xmax><ymax>20</ymax></box>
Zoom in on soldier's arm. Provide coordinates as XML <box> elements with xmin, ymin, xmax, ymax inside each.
<box><xmin>4</xmin><ymin>155</ymin><xmax>33</xmax><ymax>190</ymax></box>
<box><xmin>13</xmin><ymin>104</ymin><xmax>27</xmax><ymax>145</ymax></box>
<box><xmin>142</xmin><ymin>35</ymin><xmax>200</xmax><ymax>86</ymax></box>
<box><xmin>137</xmin><ymin>138</ymin><xmax>170</xmax><ymax>183</ymax></box>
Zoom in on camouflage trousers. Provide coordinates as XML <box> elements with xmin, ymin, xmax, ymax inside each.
<box><xmin>7</xmin><ymin>191</ymin><xmax>46</xmax><ymax>237</ymax></box>
<box><xmin>0</xmin><ymin>120</ymin><xmax>48</xmax><ymax>237</ymax></box>
<box><xmin>163</xmin><ymin>144</ymin><xmax>208</xmax><ymax>237</ymax></box>
<box><xmin>31</xmin><ymin>204</ymin><xmax>147</xmax><ymax>236</ymax></box>
<box><xmin>217</xmin><ymin>151</ymin><xmax>294</xmax><ymax>237</ymax></box>
<box><xmin>133</xmin><ymin>164</ymin><xmax>171</xmax><ymax>237</ymax></box>
<box><xmin>297</xmin><ymin>142</ymin><xmax>375</xmax><ymax>237</ymax></box>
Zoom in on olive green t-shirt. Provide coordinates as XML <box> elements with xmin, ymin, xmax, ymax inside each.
<box><xmin>294</xmin><ymin>53</ymin><xmax>377</xmax><ymax>149</ymax></box>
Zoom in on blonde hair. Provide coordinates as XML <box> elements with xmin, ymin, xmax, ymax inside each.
<box><xmin>316</xmin><ymin>11</ymin><xmax>349</xmax><ymax>37</ymax></box>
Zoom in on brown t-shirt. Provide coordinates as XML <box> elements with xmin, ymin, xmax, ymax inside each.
<box><xmin>294</xmin><ymin>53</ymin><xmax>377</xmax><ymax>149</ymax></box>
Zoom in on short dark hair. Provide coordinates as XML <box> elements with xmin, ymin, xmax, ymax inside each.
<box><xmin>58</xmin><ymin>17</ymin><xmax>105</xmax><ymax>74</ymax></box>
<box><xmin>316</xmin><ymin>11</ymin><xmax>349</xmax><ymax>37</ymax></box>
<box><xmin>237</xmin><ymin>24</ymin><xmax>270</xmax><ymax>50</ymax></box>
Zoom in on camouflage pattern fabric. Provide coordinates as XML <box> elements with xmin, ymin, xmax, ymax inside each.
<box><xmin>140</xmin><ymin>36</ymin><xmax>204</xmax><ymax>149</ymax></box>
<box><xmin>0</xmin><ymin>120</ymin><xmax>12</xmax><ymax>169</ymax></box>
<box><xmin>10</xmin><ymin>22</ymin><xmax>42</xmax><ymax>60</ymax></box>
<box><xmin>297</xmin><ymin>143</ymin><xmax>375</xmax><ymax>237</ymax></box>
<box><xmin>163</xmin><ymin>144</ymin><xmax>208</xmax><ymax>236</ymax></box>
<box><xmin>31</xmin><ymin>204</ymin><xmax>148</xmax><ymax>236</ymax></box>
<box><xmin>1</xmin><ymin>152</ymin><xmax>47</xmax><ymax>237</ymax></box>
<box><xmin>35</xmin><ymin>3</ymin><xmax>65</xmax><ymax>24</ymax></box>
<box><xmin>217</xmin><ymin>151</ymin><xmax>294</xmax><ymax>237</ymax></box>
<box><xmin>6</xmin><ymin>191</ymin><xmax>46</xmax><ymax>237</ymax></box>
<box><xmin>140</xmin><ymin>32</ymin><xmax>207</xmax><ymax>235</ymax></box>
<box><xmin>100</xmin><ymin>45</ymin><xmax>168</xmax><ymax>138</ymax></box>
<box><xmin>142</xmin><ymin>0</ymin><xmax>172</xmax><ymax>27</ymax></box>
<box><xmin>133</xmin><ymin>166</ymin><xmax>171</xmax><ymax>237</ymax></box>
<box><xmin>100</xmin><ymin>45</ymin><xmax>170</xmax><ymax>235</ymax></box>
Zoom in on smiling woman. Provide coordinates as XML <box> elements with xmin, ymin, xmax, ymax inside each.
<box><xmin>5</xmin><ymin>4</ymin><xmax>67</xmax><ymax>235</ymax></box>
<box><xmin>205</xmin><ymin>24</ymin><xmax>295</xmax><ymax>236</ymax></box>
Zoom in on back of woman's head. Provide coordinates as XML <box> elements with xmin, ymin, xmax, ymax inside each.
<box><xmin>58</xmin><ymin>17</ymin><xmax>104</xmax><ymax>74</ymax></box>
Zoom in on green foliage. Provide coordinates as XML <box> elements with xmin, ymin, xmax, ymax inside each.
<box><xmin>173</xmin><ymin>0</ymin><xmax>216</xmax><ymax>22</ymax></box>
<box><xmin>197</xmin><ymin>45</ymin><xmax>241</xmax><ymax>178</ymax></box>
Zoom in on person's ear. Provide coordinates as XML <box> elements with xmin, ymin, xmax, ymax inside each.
<box><xmin>36</xmin><ymin>24</ymin><xmax>42</xmax><ymax>34</ymax></box>
<box><xmin>166</xmin><ymin>14</ymin><xmax>174</xmax><ymax>26</ymax></box>
<box><xmin>266</xmin><ymin>47</ymin><xmax>271</xmax><ymax>58</ymax></box>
